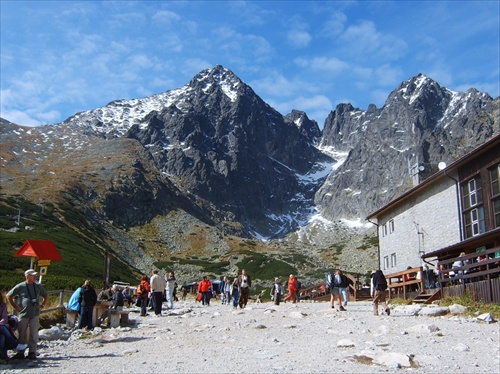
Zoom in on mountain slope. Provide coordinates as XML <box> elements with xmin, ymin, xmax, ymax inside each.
<box><xmin>317</xmin><ymin>74</ymin><xmax>499</xmax><ymax>220</ymax></box>
<box><xmin>1</xmin><ymin>68</ymin><xmax>498</xmax><ymax>286</ymax></box>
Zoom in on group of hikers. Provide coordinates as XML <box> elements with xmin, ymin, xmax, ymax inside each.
<box><xmin>0</xmin><ymin>266</ymin><xmax>391</xmax><ymax>364</ymax></box>
<box><xmin>192</xmin><ymin>268</ymin><xmax>391</xmax><ymax>318</ymax></box>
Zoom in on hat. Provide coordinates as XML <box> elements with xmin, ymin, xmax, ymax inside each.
<box><xmin>24</xmin><ymin>269</ymin><xmax>37</xmax><ymax>276</ymax></box>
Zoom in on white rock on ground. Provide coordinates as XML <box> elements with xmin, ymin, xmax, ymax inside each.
<box><xmin>1</xmin><ymin>300</ymin><xmax>499</xmax><ymax>373</ymax></box>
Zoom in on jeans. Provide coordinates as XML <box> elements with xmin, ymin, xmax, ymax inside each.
<box><xmin>0</xmin><ymin>325</ymin><xmax>18</xmax><ymax>359</ymax></box>
<box><xmin>78</xmin><ymin>306</ymin><xmax>94</xmax><ymax>330</ymax></box>
<box><xmin>340</xmin><ymin>287</ymin><xmax>348</xmax><ymax>306</ymax></box>
<box><xmin>202</xmin><ymin>292</ymin><xmax>211</xmax><ymax>306</ymax></box>
<box><xmin>140</xmin><ymin>297</ymin><xmax>148</xmax><ymax>316</ymax></box>
<box><xmin>165</xmin><ymin>289</ymin><xmax>174</xmax><ymax>309</ymax></box>
<box><xmin>232</xmin><ymin>292</ymin><xmax>239</xmax><ymax>308</ymax></box>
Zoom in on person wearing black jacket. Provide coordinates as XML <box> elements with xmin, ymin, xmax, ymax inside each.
<box><xmin>77</xmin><ymin>280</ymin><xmax>97</xmax><ymax>330</ymax></box>
<box><xmin>370</xmin><ymin>270</ymin><xmax>390</xmax><ymax>316</ymax></box>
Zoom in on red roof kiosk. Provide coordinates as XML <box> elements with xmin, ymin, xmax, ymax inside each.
<box><xmin>14</xmin><ymin>240</ymin><xmax>62</xmax><ymax>283</ymax></box>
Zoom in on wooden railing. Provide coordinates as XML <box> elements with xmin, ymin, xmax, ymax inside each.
<box><xmin>437</xmin><ymin>246</ymin><xmax>500</xmax><ymax>302</ymax></box>
<box><xmin>385</xmin><ymin>267</ymin><xmax>424</xmax><ymax>300</ymax></box>
<box><xmin>298</xmin><ymin>273</ymin><xmax>360</xmax><ymax>301</ymax></box>
<box><xmin>41</xmin><ymin>289</ymin><xmax>73</xmax><ymax>314</ymax></box>
<box><xmin>345</xmin><ymin>273</ymin><xmax>358</xmax><ymax>301</ymax></box>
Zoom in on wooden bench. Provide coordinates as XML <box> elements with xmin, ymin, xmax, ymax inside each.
<box><xmin>66</xmin><ymin>309</ymin><xmax>79</xmax><ymax>328</ymax></box>
<box><xmin>108</xmin><ymin>310</ymin><xmax>130</xmax><ymax>328</ymax></box>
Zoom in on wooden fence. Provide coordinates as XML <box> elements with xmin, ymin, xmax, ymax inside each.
<box><xmin>385</xmin><ymin>266</ymin><xmax>425</xmax><ymax>300</ymax></box>
<box><xmin>41</xmin><ymin>289</ymin><xmax>73</xmax><ymax>314</ymax></box>
<box><xmin>438</xmin><ymin>247</ymin><xmax>500</xmax><ymax>303</ymax></box>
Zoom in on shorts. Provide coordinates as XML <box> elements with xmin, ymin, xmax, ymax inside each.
<box><xmin>330</xmin><ymin>287</ymin><xmax>341</xmax><ymax>296</ymax></box>
<box><xmin>373</xmin><ymin>289</ymin><xmax>386</xmax><ymax>303</ymax></box>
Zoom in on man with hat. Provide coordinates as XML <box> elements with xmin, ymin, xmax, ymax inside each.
<box><xmin>7</xmin><ymin>269</ymin><xmax>48</xmax><ymax>360</ymax></box>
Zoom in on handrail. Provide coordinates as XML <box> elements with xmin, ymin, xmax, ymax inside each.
<box><xmin>42</xmin><ymin>290</ymin><xmax>73</xmax><ymax>314</ymax></box>
<box><xmin>437</xmin><ymin>246</ymin><xmax>500</xmax><ymax>285</ymax></box>
<box><xmin>385</xmin><ymin>266</ymin><xmax>424</xmax><ymax>300</ymax></box>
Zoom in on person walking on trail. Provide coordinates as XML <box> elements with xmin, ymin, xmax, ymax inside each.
<box><xmin>326</xmin><ymin>270</ymin><xmax>346</xmax><ymax>311</ymax></box>
<box><xmin>270</xmin><ymin>277</ymin><xmax>283</xmax><ymax>305</ymax></box>
<box><xmin>230</xmin><ymin>278</ymin><xmax>240</xmax><ymax>309</ymax></box>
<box><xmin>137</xmin><ymin>275</ymin><xmax>151</xmax><ymax>317</ymax></box>
<box><xmin>238</xmin><ymin>269</ymin><xmax>252</xmax><ymax>308</ymax></box>
<box><xmin>220</xmin><ymin>276</ymin><xmax>231</xmax><ymax>305</ymax></box>
<box><xmin>371</xmin><ymin>270</ymin><xmax>390</xmax><ymax>316</ymax></box>
<box><xmin>198</xmin><ymin>276</ymin><xmax>212</xmax><ymax>306</ymax></box>
<box><xmin>77</xmin><ymin>280</ymin><xmax>97</xmax><ymax>330</ymax></box>
<box><xmin>284</xmin><ymin>274</ymin><xmax>298</xmax><ymax>303</ymax></box>
<box><xmin>165</xmin><ymin>272</ymin><xmax>176</xmax><ymax>310</ymax></box>
<box><xmin>336</xmin><ymin>269</ymin><xmax>349</xmax><ymax>310</ymax></box>
<box><xmin>150</xmin><ymin>270</ymin><xmax>166</xmax><ymax>316</ymax></box>
<box><xmin>7</xmin><ymin>269</ymin><xmax>48</xmax><ymax>360</ymax></box>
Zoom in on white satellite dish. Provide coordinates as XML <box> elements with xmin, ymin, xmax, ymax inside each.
<box><xmin>438</xmin><ymin>162</ymin><xmax>447</xmax><ymax>170</ymax></box>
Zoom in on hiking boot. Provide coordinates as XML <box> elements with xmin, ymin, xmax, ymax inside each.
<box><xmin>12</xmin><ymin>352</ymin><xmax>25</xmax><ymax>360</ymax></box>
<box><xmin>385</xmin><ymin>307</ymin><xmax>391</xmax><ymax>316</ymax></box>
<box><xmin>27</xmin><ymin>352</ymin><xmax>37</xmax><ymax>360</ymax></box>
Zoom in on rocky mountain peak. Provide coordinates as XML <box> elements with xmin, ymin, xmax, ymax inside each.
<box><xmin>316</xmin><ymin>73</ymin><xmax>499</xmax><ymax>222</ymax></box>
<box><xmin>283</xmin><ymin>109</ymin><xmax>321</xmax><ymax>143</ymax></box>
<box><xmin>189</xmin><ymin>65</ymin><xmax>243</xmax><ymax>102</ymax></box>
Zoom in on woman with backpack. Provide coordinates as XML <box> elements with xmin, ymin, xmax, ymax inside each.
<box><xmin>371</xmin><ymin>270</ymin><xmax>390</xmax><ymax>316</ymax></box>
<box><xmin>137</xmin><ymin>276</ymin><xmax>151</xmax><ymax>317</ymax></box>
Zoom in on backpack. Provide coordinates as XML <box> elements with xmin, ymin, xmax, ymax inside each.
<box><xmin>325</xmin><ymin>272</ymin><xmax>334</xmax><ymax>290</ymax></box>
<box><xmin>374</xmin><ymin>271</ymin><xmax>388</xmax><ymax>291</ymax></box>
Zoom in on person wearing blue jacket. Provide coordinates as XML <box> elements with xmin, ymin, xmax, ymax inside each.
<box><xmin>68</xmin><ymin>287</ymin><xmax>81</xmax><ymax>312</ymax></box>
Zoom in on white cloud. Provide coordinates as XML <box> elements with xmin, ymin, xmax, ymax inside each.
<box><xmin>287</xmin><ymin>29</ymin><xmax>312</xmax><ymax>48</ymax></box>
<box><xmin>294</xmin><ymin>56</ymin><xmax>349</xmax><ymax>73</ymax></box>
<box><xmin>249</xmin><ymin>72</ymin><xmax>299</xmax><ymax>97</ymax></box>
<box><xmin>212</xmin><ymin>27</ymin><xmax>274</xmax><ymax>63</ymax></box>
<box><xmin>267</xmin><ymin>94</ymin><xmax>332</xmax><ymax>125</ymax></box>
<box><xmin>340</xmin><ymin>20</ymin><xmax>408</xmax><ymax>61</ymax></box>
<box><xmin>152</xmin><ymin>10</ymin><xmax>181</xmax><ymax>24</ymax></box>
<box><xmin>181</xmin><ymin>58</ymin><xmax>212</xmax><ymax>76</ymax></box>
<box><xmin>0</xmin><ymin>108</ymin><xmax>43</xmax><ymax>127</ymax></box>
<box><xmin>128</xmin><ymin>54</ymin><xmax>154</xmax><ymax>70</ymax></box>
<box><xmin>321</xmin><ymin>11</ymin><xmax>347</xmax><ymax>37</ymax></box>
<box><xmin>373</xmin><ymin>64</ymin><xmax>404</xmax><ymax>87</ymax></box>
<box><xmin>161</xmin><ymin>34</ymin><xmax>184</xmax><ymax>53</ymax></box>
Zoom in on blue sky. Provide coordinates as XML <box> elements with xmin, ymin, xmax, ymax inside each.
<box><xmin>1</xmin><ymin>1</ymin><xmax>499</xmax><ymax>127</ymax></box>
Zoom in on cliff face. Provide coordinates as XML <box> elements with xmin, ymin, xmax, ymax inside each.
<box><xmin>317</xmin><ymin>74</ymin><xmax>499</xmax><ymax>220</ymax></box>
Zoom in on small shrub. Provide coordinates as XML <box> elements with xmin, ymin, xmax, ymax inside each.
<box><xmin>440</xmin><ymin>294</ymin><xmax>500</xmax><ymax>319</ymax></box>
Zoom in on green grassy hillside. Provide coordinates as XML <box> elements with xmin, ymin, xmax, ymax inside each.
<box><xmin>0</xmin><ymin>195</ymin><xmax>139</xmax><ymax>291</ymax></box>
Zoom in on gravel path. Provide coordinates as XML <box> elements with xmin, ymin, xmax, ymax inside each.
<box><xmin>2</xmin><ymin>299</ymin><xmax>499</xmax><ymax>373</ymax></box>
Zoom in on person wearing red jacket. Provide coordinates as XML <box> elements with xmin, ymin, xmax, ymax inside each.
<box><xmin>198</xmin><ymin>276</ymin><xmax>212</xmax><ymax>306</ymax></box>
<box><xmin>137</xmin><ymin>275</ymin><xmax>151</xmax><ymax>316</ymax></box>
<box><xmin>284</xmin><ymin>274</ymin><xmax>298</xmax><ymax>303</ymax></box>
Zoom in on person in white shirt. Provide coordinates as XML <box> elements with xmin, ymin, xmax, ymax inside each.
<box><xmin>150</xmin><ymin>270</ymin><xmax>166</xmax><ymax>316</ymax></box>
